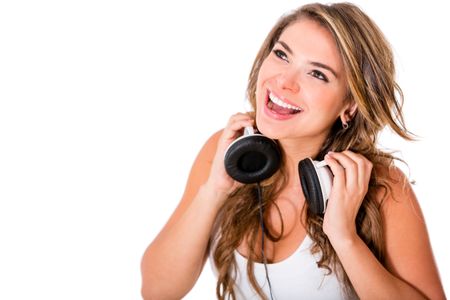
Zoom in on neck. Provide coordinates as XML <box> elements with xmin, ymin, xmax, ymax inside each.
<box><xmin>278</xmin><ymin>135</ymin><xmax>327</xmax><ymax>188</ymax></box>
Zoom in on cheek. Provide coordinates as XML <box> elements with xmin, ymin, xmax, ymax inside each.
<box><xmin>256</xmin><ymin>61</ymin><xmax>270</xmax><ymax>91</ymax></box>
<box><xmin>255</xmin><ymin>63</ymin><xmax>271</xmax><ymax>108</ymax></box>
<box><xmin>305</xmin><ymin>90</ymin><xmax>346</xmax><ymax>124</ymax></box>
<box><xmin>306</xmin><ymin>85</ymin><xmax>345</xmax><ymax>112</ymax></box>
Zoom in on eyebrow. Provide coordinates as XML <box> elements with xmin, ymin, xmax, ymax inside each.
<box><xmin>275</xmin><ymin>40</ymin><xmax>339</xmax><ymax>78</ymax></box>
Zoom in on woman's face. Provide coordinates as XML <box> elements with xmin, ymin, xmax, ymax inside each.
<box><xmin>255</xmin><ymin>19</ymin><xmax>352</xmax><ymax>142</ymax></box>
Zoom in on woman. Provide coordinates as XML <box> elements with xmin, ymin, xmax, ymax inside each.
<box><xmin>141</xmin><ymin>3</ymin><xmax>446</xmax><ymax>299</ymax></box>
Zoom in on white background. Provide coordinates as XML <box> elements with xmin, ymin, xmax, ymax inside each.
<box><xmin>0</xmin><ymin>0</ymin><xmax>448</xmax><ymax>299</ymax></box>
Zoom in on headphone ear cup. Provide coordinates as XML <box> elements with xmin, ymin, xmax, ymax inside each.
<box><xmin>224</xmin><ymin>135</ymin><xmax>281</xmax><ymax>184</ymax></box>
<box><xmin>298</xmin><ymin>158</ymin><xmax>325</xmax><ymax>214</ymax></box>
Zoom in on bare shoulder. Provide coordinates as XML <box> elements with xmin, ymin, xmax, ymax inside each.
<box><xmin>375</xmin><ymin>164</ymin><xmax>446</xmax><ymax>299</ymax></box>
<box><xmin>180</xmin><ymin>129</ymin><xmax>223</xmax><ymax>202</ymax></box>
<box><xmin>376</xmin><ymin>164</ymin><xmax>421</xmax><ymax>217</ymax></box>
<box><xmin>160</xmin><ymin>129</ymin><xmax>223</xmax><ymax>230</ymax></box>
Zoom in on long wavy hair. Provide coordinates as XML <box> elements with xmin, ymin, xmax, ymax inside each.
<box><xmin>212</xmin><ymin>3</ymin><xmax>415</xmax><ymax>299</ymax></box>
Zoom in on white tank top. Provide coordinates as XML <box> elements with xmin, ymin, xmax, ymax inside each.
<box><xmin>209</xmin><ymin>235</ymin><xmax>346</xmax><ymax>300</ymax></box>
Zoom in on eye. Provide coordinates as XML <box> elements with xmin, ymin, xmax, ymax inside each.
<box><xmin>272</xmin><ymin>49</ymin><xmax>289</xmax><ymax>62</ymax></box>
<box><xmin>309</xmin><ymin>70</ymin><xmax>329</xmax><ymax>82</ymax></box>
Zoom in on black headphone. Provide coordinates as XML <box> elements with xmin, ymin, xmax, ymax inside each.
<box><xmin>224</xmin><ymin>127</ymin><xmax>333</xmax><ymax>214</ymax></box>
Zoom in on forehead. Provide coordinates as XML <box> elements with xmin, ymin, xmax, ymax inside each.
<box><xmin>278</xmin><ymin>19</ymin><xmax>344</xmax><ymax>72</ymax></box>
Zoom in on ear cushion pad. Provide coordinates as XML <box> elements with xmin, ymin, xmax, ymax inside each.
<box><xmin>298</xmin><ymin>158</ymin><xmax>324</xmax><ymax>214</ymax></box>
<box><xmin>224</xmin><ymin>135</ymin><xmax>281</xmax><ymax>184</ymax></box>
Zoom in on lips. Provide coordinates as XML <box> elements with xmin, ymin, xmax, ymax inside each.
<box><xmin>268</xmin><ymin>92</ymin><xmax>302</xmax><ymax>112</ymax></box>
<box><xmin>265</xmin><ymin>90</ymin><xmax>303</xmax><ymax>116</ymax></box>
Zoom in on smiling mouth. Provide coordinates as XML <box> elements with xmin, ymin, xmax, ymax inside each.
<box><xmin>266</xmin><ymin>92</ymin><xmax>303</xmax><ymax>115</ymax></box>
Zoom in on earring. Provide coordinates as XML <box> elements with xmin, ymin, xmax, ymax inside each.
<box><xmin>342</xmin><ymin>121</ymin><xmax>349</xmax><ymax>130</ymax></box>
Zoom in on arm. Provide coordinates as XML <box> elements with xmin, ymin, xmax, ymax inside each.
<box><xmin>140</xmin><ymin>114</ymin><xmax>253</xmax><ymax>300</ymax></box>
<box><xmin>140</xmin><ymin>131</ymin><xmax>221</xmax><ymax>300</ymax></box>
<box><xmin>380</xmin><ymin>167</ymin><xmax>445</xmax><ymax>299</ymax></box>
<box><xmin>323</xmin><ymin>151</ymin><xmax>446</xmax><ymax>300</ymax></box>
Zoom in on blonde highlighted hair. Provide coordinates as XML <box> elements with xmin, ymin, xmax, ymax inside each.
<box><xmin>213</xmin><ymin>3</ymin><xmax>415</xmax><ymax>299</ymax></box>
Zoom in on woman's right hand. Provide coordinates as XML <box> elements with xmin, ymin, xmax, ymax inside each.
<box><xmin>203</xmin><ymin>112</ymin><xmax>254</xmax><ymax>199</ymax></box>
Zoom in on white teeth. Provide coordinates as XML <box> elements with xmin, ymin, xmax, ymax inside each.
<box><xmin>268</xmin><ymin>92</ymin><xmax>302</xmax><ymax>111</ymax></box>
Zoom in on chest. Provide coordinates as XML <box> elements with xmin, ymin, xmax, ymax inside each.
<box><xmin>232</xmin><ymin>236</ymin><xmax>346</xmax><ymax>300</ymax></box>
<box><xmin>236</xmin><ymin>188</ymin><xmax>308</xmax><ymax>263</ymax></box>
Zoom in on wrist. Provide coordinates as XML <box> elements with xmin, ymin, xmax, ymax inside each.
<box><xmin>199</xmin><ymin>182</ymin><xmax>231</xmax><ymax>206</ymax></box>
<box><xmin>328</xmin><ymin>231</ymin><xmax>361</xmax><ymax>251</ymax></box>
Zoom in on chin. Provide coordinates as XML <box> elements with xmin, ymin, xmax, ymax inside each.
<box><xmin>255</xmin><ymin>100</ymin><xmax>303</xmax><ymax>140</ymax></box>
<box><xmin>255</xmin><ymin>115</ymin><xmax>285</xmax><ymax>140</ymax></box>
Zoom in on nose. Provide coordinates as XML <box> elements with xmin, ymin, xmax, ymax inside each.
<box><xmin>276</xmin><ymin>69</ymin><xmax>300</xmax><ymax>93</ymax></box>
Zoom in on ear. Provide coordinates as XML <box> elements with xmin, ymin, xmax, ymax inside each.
<box><xmin>339</xmin><ymin>100</ymin><xmax>358</xmax><ymax>124</ymax></box>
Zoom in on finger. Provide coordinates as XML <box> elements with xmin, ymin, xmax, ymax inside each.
<box><xmin>327</xmin><ymin>151</ymin><xmax>358</xmax><ymax>190</ymax></box>
<box><xmin>226</xmin><ymin>112</ymin><xmax>253</xmax><ymax>126</ymax></box>
<box><xmin>324</xmin><ymin>153</ymin><xmax>346</xmax><ymax>189</ymax></box>
<box><xmin>226</xmin><ymin>113</ymin><xmax>254</xmax><ymax>131</ymax></box>
<box><xmin>222</xmin><ymin>119</ymin><xmax>254</xmax><ymax>141</ymax></box>
<box><xmin>222</xmin><ymin>114</ymin><xmax>254</xmax><ymax>140</ymax></box>
<box><xmin>342</xmin><ymin>151</ymin><xmax>373</xmax><ymax>191</ymax></box>
<box><xmin>225</xmin><ymin>113</ymin><xmax>254</xmax><ymax>130</ymax></box>
<box><xmin>228</xmin><ymin>118</ymin><xmax>254</xmax><ymax>131</ymax></box>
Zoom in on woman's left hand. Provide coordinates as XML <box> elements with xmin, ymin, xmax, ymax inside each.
<box><xmin>322</xmin><ymin>150</ymin><xmax>373</xmax><ymax>245</ymax></box>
